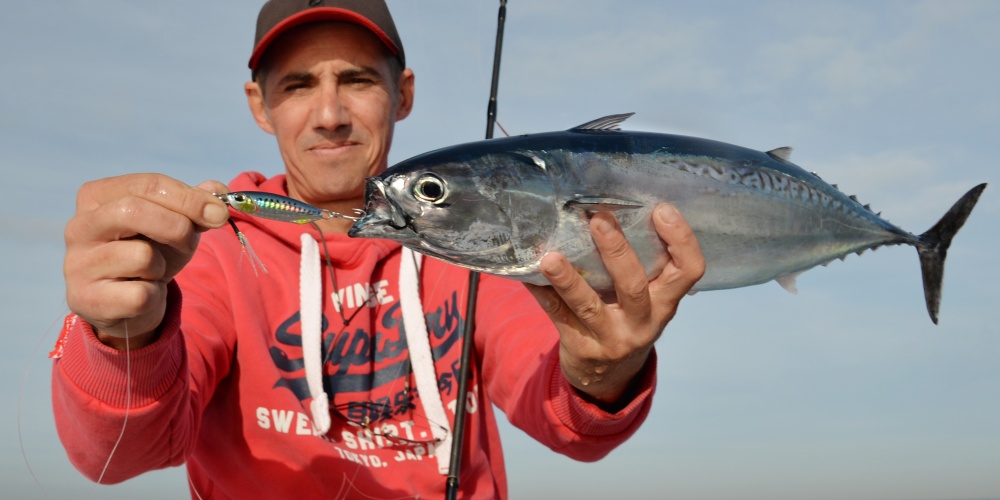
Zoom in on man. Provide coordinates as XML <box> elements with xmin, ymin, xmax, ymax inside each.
<box><xmin>54</xmin><ymin>1</ymin><xmax>704</xmax><ymax>498</ymax></box>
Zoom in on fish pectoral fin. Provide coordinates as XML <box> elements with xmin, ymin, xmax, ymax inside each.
<box><xmin>774</xmin><ymin>272</ymin><xmax>803</xmax><ymax>295</ymax></box>
<box><xmin>565</xmin><ymin>196</ymin><xmax>644</xmax><ymax>212</ymax></box>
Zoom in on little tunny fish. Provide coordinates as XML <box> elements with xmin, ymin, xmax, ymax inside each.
<box><xmin>349</xmin><ymin>113</ymin><xmax>986</xmax><ymax>323</ymax></box>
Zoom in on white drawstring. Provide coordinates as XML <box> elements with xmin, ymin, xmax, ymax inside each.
<box><xmin>399</xmin><ymin>248</ymin><xmax>453</xmax><ymax>474</ymax></box>
<box><xmin>300</xmin><ymin>234</ymin><xmax>330</xmax><ymax>435</ymax></box>
<box><xmin>300</xmin><ymin>236</ymin><xmax>451</xmax><ymax>473</ymax></box>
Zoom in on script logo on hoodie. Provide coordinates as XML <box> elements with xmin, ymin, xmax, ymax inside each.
<box><xmin>268</xmin><ymin>284</ymin><xmax>465</xmax><ymax>409</ymax></box>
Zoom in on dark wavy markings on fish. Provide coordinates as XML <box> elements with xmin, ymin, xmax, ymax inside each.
<box><xmin>668</xmin><ymin>156</ymin><xmax>860</xmax><ymax>219</ymax></box>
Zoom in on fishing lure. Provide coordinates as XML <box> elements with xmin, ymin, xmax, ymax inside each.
<box><xmin>214</xmin><ymin>191</ymin><xmax>364</xmax><ymax>275</ymax></box>
<box><xmin>216</xmin><ymin>191</ymin><xmax>362</xmax><ymax>224</ymax></box>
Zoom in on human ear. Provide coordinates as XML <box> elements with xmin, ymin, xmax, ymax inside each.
<box><xmin>245</xmin><ymin>81</ymin><xmax>276</xmax><ymax>135</ymax></box>
<box><xmin>395</xmin><ymin>68</ymin><xmax>415</xmax><ymax>122</ymax></box>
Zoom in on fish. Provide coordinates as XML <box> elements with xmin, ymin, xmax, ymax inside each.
<box><xmin>348</xmin><ymin>113</ymin><xmax>986</xmax><ymax>323</ymax></box>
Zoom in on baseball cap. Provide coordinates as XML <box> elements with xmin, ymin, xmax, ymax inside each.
<box><xmin>249</xmin><ymin>0</ymin><xmax>405</xmax><ymax>72</ymax></box>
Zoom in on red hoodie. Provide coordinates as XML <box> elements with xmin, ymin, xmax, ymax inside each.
<box><xmin>52</xmin><ymin>172</ymin><xmax>657</xmax><ymax>499</ymax></box>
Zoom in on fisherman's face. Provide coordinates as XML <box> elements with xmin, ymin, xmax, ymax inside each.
<box><xmin>246</xmin><ymin>22</ymin><xmax>414</xmax><ymax>208</ymax></box>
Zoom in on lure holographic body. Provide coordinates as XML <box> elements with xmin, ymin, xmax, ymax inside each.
<box><xmin>217</xmin><ymin>191</ymin><xmax>360</xmax><ymax>224</ymax></box>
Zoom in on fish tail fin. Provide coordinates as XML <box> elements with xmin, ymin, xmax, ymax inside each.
<box><xmin>916</xmin><ymin>183</ymin><xmax>986</xmax><ymax>324</ymax></box>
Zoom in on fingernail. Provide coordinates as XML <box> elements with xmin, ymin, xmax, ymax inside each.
<box><xmin>657</xmin><ymin>204</ymin><xmax>679</xmax><ymax>224</ymax></box>
<box><xmin>203</xmin><ymin>202</ymin><xmax>229</xmax><ymax>226</ymax></box>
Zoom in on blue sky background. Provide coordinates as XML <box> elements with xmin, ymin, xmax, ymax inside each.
<box><xmin>2</xmin><ymin>1</ymin><xmax>998</xmax><ymax>498</ymax></box>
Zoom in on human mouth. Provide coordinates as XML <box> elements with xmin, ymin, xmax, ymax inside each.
<box><xmin>308</xmin><ymin>141</ymin><xmax>358</xmax><ymax>156</ymax></box>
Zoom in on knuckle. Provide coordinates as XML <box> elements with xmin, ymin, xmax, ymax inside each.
<box><xmin>165</xmin><ymin>215</ymin><xmax>195</xmax><ymax>245</ymax></box>
<box><xmin>76</xmin><ymin>177</ymin><xmax>114</xmax><ymax>210</ymax></box>
<box><xmin>620</xmin><ymin>276</ymin><xmax>650</xmax><ymax>303</ymax></box>
<box><xmin>115</xmin><ymin>281</ymin><xmax>163</xmax><ymax>318</ymax></box>
<box><xmin>63</xmin><ymin>213</ymin><xmax>85</xmax><ymax>245</ymax></box>
<box><xmin>76</xmin><ymin>180</ymin><xmax>98</xmax><ymax>209</ymax></box>
<box><xmin>605</xmin><ymin>238</ymin><xmax>632</xmax><ymax>260</ymax></box>
<box><xmin>126</xmin><ymin>284</ymin><xmax>159</xmax><ymax>314</ymax></box>
<box><xmin>135</xmin><ymin>173</ymin><xmax>171</xmax><ymax>199</ymax></box>
<box><xmin>690</xmin><ymin>259</ymin><xmax>707</xmax><ymax>281</ymax></box>
<box><xmin>673</xmin><ymin>223</ymin><xmax>698</xmax><ymax>247</ymax></box>
<box><xmin>126</xmin><ymin>241</ymin><xmax>166</xmax><ymax>278</ymax></box>
<box><xmin>141</xmin><ymin>173</ymin><xmax>204</xmax><ymax>217</ymax></box>
<box><xmin>119</xmin><ymin>196</ymin><xmax>194</xmax><ymax>246</ymax></box>
<box><xmin>575</xmin><ymin>297</ymin><xmax>604</xmax><ymax>324</ymax></box>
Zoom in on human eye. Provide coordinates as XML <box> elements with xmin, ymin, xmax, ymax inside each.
<box><xmin>283</xmin><ymin>81</ymin><xmax>309</xmax><ymax>92</ymax></box>
<box><xmin>341</xmin><ymin>70</ymin><xmax>382</xmax><ymax>88</ymax></box>
<box><xmin>349</xmin><ymin>76</ymin><xmax>375</xmax><ymax>85</ymax></box>
<box><xmin>277</xmin><ymin>73</ymin><xmax>315</xmax><ymax>94</ymax></box>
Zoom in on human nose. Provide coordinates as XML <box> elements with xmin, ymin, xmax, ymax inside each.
<box><xmin>312</xmin><ymin>81</ymin><xmax>350</xmax><ymax>132</ymax></box>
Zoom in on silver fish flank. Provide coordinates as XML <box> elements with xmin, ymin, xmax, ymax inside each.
<box><xmin>348</xmin><ymin>113</ymin><xmax>986</xmax><ymax>324</ymax></box>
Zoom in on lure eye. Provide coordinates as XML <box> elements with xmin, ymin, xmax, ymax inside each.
<box><xmin>412</xmin><ymin>174</ymin><xmax>448</xmax><ymax>204</ymax></box>
<box><xmin>231</xmin><ymin>194</ymin><xmax>246</xmax><ymax>203</ymax></box>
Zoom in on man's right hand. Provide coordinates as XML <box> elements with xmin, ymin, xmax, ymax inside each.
<box><xmin>64</xmin><ymin>174</ymin><xmax>230</xmax><ymax>349</ymax></box>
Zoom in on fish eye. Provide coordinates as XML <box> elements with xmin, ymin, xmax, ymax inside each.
<box><xmin>231</xmin><ymin>194</ymin><xmax>246</xmax><ymax>203</ymax></box>
<box><xmin>412</xmin><ymin>174</ymin><xmax>448</xmax><ymax>204</ymax></box>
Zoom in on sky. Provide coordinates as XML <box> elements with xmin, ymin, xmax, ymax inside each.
<box><xmin>1</xmin><ymin>1</ymin><xmax>998</xmax><ymax>498</ymax></box>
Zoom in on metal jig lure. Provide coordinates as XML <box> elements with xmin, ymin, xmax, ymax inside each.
<box><xmin>215</xmin><ymin>191</ymin><xmax>363</xmax><ymax>224</ymax></box>
<box><xmin>213</xmin><ymin>191</ymin><xmax>364</xmax><ymax>275</ymax></box>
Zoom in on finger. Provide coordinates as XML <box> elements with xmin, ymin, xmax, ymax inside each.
<box><xmin>194</xmin><ymin>180</ymin><xmax>231</xmax><ymax>233</ymax></box>
<box><xmin>72</xmin><ymin>280</ymin><xmax>169</xmax><ymax>336</ymax></box>
<box><xmin>196</xmin><ymin>179</ymin><xmax>229</xmax><ymax>195</ymax></box>
<box><xmin>523</xmin><ymin>282</ymin><xmax>568</xmax><ymax>323</ymax></box>
<box><xmin>524</xmin><ymin>282</ymin><xmax>605</xmax><ymax>365</ymax></box>
<box><xmin>68</xmin><ymin>196</ymin><xmax>202</xmax><ymax>255</ymax></box>
<box><xmin>589</xmin><ymin>212</ymin><xmax>652</xmax><ymax>323</ymax></box>
<box><xmin>76</xmin><ymin>173</ymin><xmax>229</xmax><ymax>229</ymax></box>
<box><xmin>69</xmin><ymin>239</ymin><xmax>168</xmax><ymax>283</ymax></box>
<box><xmin>649</xmin><ymin>203</ymin><xmax>706</xmax><ymax>304</ymax></box>
<box><xmin>538</xmin><ymin>252</ymin><xmax>608</xmax><ymax>339</ymax></box>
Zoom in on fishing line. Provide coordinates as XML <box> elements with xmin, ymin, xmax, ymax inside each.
<box><xmin>495</xmin><ymin>120</ymin><xmax>511</xmax><ymax>137</ymax></box>
<box><xmin>311</xmin><ymin>221</ymin><xmax>365</xmax><ymax>330</ymax></box>
<box><xmin>93</xmin><ymin>319</ymin><xmax>132</xmax><ymax>495</ymax></box>
<box><xmin>187</xmin><ymin>471</ymin><xmax>205</xmax><ymax>500</ymax></box>
<box><xmin>17</xmin><ymin>311</ymin><xmax>65</xmax><ymax>500</ymax></box>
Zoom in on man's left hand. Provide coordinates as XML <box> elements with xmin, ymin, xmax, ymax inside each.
<box><xmin>525</xmin><ymin>203</ymin><xmax>705</xmax><ymax>406</ymax></box>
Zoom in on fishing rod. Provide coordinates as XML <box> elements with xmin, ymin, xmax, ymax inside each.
<box><xmin>446</xmin><ymin>0</ymin><xmax>507</xmax><ymax>498</ymax></box>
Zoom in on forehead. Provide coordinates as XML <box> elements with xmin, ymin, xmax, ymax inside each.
<box><xmin>260</xmin><ymin>21</ymin><xmax>393</xmax><ymax>75</ymax></box>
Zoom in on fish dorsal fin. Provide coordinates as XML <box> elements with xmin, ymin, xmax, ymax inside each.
<box><xmin>565</xmin><ymin>195</ymin><xmax>643</xmax><ymax>212</ymax></box>
<box><xmin>570</xmin><ymin>113</ymin><xmax>635</xmax><ymax>132</ymax></box>
<box><xmin>775</xmin><ymin>272</ymin><xmax>802</xmax><ymax>294</ymax></box>
<box><xmin>766</xmin><ymin>147</ymin><xmax>793</xmax><ymax>162</ymax></box>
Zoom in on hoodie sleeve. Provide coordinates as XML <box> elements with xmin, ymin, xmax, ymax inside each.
<box><xmin>51</xmin><ymin>282</ymin><xmax>193</xmax><ymax>483</ymax></box>
<box><xmin>51</xmin><ymin>241</ymin><xmax>238</xmax><ymax>483</ymax></box>
<box><xmin>474</xmin><ymin>274</ymin><xmax>657</xmax><ymax>462</ymax></box>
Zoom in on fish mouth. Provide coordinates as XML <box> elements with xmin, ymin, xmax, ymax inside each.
<box><xmin>348</xmin><ymin>177</ymin><xmax>411</xmax><ymax>239</ymax></box>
